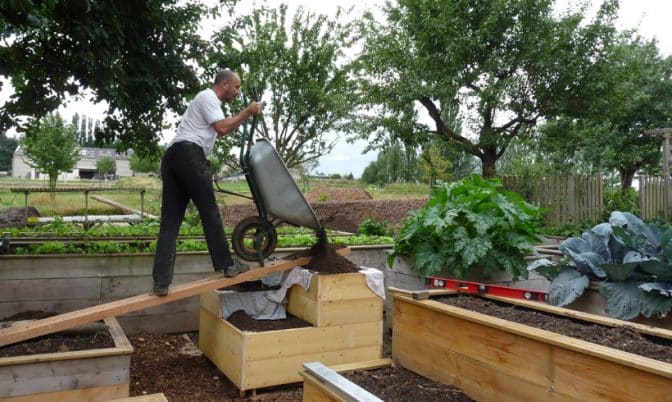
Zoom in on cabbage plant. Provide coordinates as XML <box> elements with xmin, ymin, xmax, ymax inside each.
<box><xmin>530</xmin><ymin>211</ymin><xmax>672</xmax><ymax>320</ymax></box>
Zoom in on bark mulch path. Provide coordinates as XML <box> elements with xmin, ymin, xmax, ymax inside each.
<box><xmin>128</xmin><ymin>329</ymin><xmax>472</xmax><ymax>401</ymax></box>
<box><xmin>438</xmin><ymin>294</ymin><xmax>672</xmax><ymax>364</ymax></box>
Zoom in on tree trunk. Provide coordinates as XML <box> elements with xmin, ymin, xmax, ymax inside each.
<box><xmin>619</xmin><ymin>168</ymin><xmax>636</xmax><ymax>195</ymax></box>
<box><xmin>48</xmin><ymin>172</ymin><xmax>58</xmax><ymax>200</ymax></box>
<box><xmin>480</xmin><ymin>148</ymin><xmax>498</xmax><ymax>178</ymax></box>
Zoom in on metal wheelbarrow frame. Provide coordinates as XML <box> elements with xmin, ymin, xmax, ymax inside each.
<box><xmin>214</xmin><ymin>114</ymin><xmax>321</xmax><ymax>266</ymax></box>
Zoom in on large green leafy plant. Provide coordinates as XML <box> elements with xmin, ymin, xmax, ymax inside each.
<box><xmin>388</xmin><ymin>174</ymin><xmax>544</xmax><ymax>279</ymax></box>
<box><xmin>530</xmin><ymin>211</ymin><xmax>672</xmax><ymax>320</ymax></box>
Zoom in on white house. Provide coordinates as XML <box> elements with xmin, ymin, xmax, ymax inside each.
<box><xmin>12</xmin><ymin>146</ymin><xmax>133</xmax><ymax>180</ymax></box>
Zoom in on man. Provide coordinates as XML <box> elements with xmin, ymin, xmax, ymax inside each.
<box><xmin>152</xmin><ymin>69</ymin><xmax>265</xmax><ymax>296</ymax></box>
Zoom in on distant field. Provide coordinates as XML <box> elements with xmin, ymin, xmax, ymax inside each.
<box><xmin>0</xmin><ymin>176</ymin><xmax>429</xmax><ymax>217</ymax></box>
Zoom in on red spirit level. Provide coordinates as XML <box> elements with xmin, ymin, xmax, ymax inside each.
<box><xmin>425</xmin><ymin>276</ymin><xmax>548</xmax><ymax>302</ymax></box>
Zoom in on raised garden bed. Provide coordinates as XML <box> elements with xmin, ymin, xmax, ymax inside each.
<box><xmin>0</xmin><ymin>247</ymin><xmax>391</xmax><ymax>335</ymax></box>
<box><xmin>0</xmin><ymin>317</ymin><xmax>133</xmax><ymax>401</ymax></box>
<box><xmin>390</xmin><ymin>288</ymin><xmax>672</xmax><ymax>402</ymax></box>
<box><xmin>300</xmin><ymin>360</ymin><xmax>473</xmax><ymax>402</ymax></box>
<box><xmin>199</xmin><ymin>272</ymin><xmax>384</xmax><ymax>393</ymax></box>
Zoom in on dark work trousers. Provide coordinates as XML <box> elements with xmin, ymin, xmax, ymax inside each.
<box><xmin>152</xmin><ymin>141</ymin><xmax>234</xmax><ymax>287</ymax></box>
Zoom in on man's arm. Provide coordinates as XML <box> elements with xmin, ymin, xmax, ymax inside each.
<box><xmin>212</xmin><ymin>102</ymin><xmax>264</xmax><ymax>137</ymax></box>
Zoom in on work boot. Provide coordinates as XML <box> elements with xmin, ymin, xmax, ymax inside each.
<box><xmin>152</xmin><ymin>284</ymin><xmax>169</xmax><ymax>297</ymax></box>
<box><xmin>217</xmin><ymin>259</ymin><xmax>250</xmax><ymax>278</ymax></box>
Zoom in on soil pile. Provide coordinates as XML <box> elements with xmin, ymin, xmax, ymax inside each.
<box><xmin>222</xmin><ymin>198</ymin><xmax>427</xmax><ymax>233</ymax></box>
<box><xmin>304</xmin><ymin>186</ymin><xmax>372</xmax><ymax>203</ymax></box>
<box><xmin>305</xmin><ymin>229</ymin><xmax>360</xmax><ymax>274</ymax></box>
<box><xmin>0</xmin><ymin>206</ymin><xmax>40</xmax><ymax>228</ymax></box>
<box><xmin>439</xmin><ymin>295</ymin><xmax>672</xmax><ymax>364</ymax></box>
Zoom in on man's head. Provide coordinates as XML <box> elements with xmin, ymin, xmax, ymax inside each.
<box><xmin>212</xmin><ymin>69</ymin><xmax>241</xmax><ymax>102</ymax></box>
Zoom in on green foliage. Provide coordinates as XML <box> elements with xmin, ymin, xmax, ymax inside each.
<box><xmin>0</xmin><ymin>0</ymin><xmax>216</xmax><ymax>156</ymax></box>
<box><xmin>20</xmin><ymin>113</ymin><xmax>79</xmax><ymax>191</ymax></box>
<box><xmin>0</xmin><ymin>130</ymin><xmax>18</xmax><ymax>172</ymax></box>
<box><xmin>96</xmin><ymin>156</ymin><xmax>117</xmax><ymax>178</ymax></box>
<box><xmin>603</xmin><ymin>186</ymin><xmax>639</xmax><ymax>220</ymax></box>
<box><xmin>389</xmin><ymin>174</ymin><xmax>544</xmax><ymax>279</ymax></box>
<box><xmin>542</xmin><ymin>222</ymin><xmax>594</xmax><ymax>238</ymax></box>
<box><xmin>129</xmin><ymin>149</ymin><xmax>163</xmax><ymax>175</ymax></box>
<box><xmin>358</xmin><ymin>218</ymin><xmax>393</xmax><ymax>237</ymax></box>
<box><xmin>209</xmin><ymin>4</ymin><xmax>360</xmax><ymax>168</ymax></box>
<box><xmin>530</xmin><ymin>211</ymin><xmax>672</xmax><ymax>320</ymax></box>
<box><xmin>356</xmin><ymin>0</ymin><xmax>618</xmax><ymax>177</ymax></box>
<box><xmin>539</xmin><ymin>35</ymin><xmax>672</xmax><ymax>186</ymax></box>
<box><xmin>9</xmin><ymin>225</ymin><xmax>392</xmax><ymax>255</ymax></box>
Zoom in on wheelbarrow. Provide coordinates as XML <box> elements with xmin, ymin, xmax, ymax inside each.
<box><xmin>214</xmin><ymin>112</ymin><xmax>322</xmax><ymax>266</ymax></box>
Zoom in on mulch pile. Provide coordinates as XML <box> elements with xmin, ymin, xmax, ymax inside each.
<box><xmin>439</xmin><ymin>295</ymin><xmax>672</xmax><ymax>364</ymax></box>
<box><xmin>0</xmin><ymin>206</ymin><xmax>40</xmax><ymax>228</ymax></box>
<box><xmin>303</xmin><ymin>186</ymin><xmax>372</xmax><ymax>203</ymax></box>
<box><xmin>223</xmin><ymin>198</ymin><xmax>427</xmax><ymax>233</ymax></box>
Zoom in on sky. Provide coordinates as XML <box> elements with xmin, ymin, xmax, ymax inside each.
<box><xmin>2</xmin><ymin>0</ymin><xmax>672</xmax><ymax>177</ymax></box>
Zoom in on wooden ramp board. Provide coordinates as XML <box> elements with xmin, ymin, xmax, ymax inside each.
<box><xmin>0</xmin><ymin>247</ymin><xmax>350</xmax><ymax>348</ymax></box>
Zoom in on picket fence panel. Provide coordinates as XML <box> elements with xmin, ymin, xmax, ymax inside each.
<box><xmin>500</xmin><ymin>175</ymin><xmax>603</xmax><ymax>226</ymax></box>
<box><xmin>639</xmin><ymin>176</ymin><xmax>667</xmax><ymax>220</ymax></box>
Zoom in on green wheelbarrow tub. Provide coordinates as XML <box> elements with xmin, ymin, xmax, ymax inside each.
<box><xmin>248</xmin><ymin>138</ymin><xmax>321</xmax><ymax>231</ymax></box>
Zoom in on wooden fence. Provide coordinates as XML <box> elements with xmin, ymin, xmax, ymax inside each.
<box><xmin>500</xmin><ymin>175</ymin><xmax>603</xmax><ymax>226</ymax></box>
<box><xmin>639</xmin><ymin>176</ymin><xmax>667</xmax><ymax>220</ymax></box>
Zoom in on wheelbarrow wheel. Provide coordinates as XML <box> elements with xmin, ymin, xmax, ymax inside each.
<box><xmin>231</xmin><ymin>216</ymin><xmax>278</xmax><ymax>262</ymax></box>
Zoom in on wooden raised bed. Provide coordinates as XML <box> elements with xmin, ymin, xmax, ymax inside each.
<box><xmin>286</xmin><ymin>272</ymin><xmax>384</xmax><ymax>326</ymax></box>
<box><xmin>300</xmin><ymin>361</ymin><xmax>389</xmax><ymax>402</ymax></box>
<box><xmin>390</xmin><ymin>288</ymin><xmax>672</xmax><ymax>402</ymax></box>
<box><xmin>0</xmin><ymin>317</ymin><xmax>133</xmax><ymax>402</ymax></box>
<box><xmin>199</xmin><ymin>272</ymin><xmax>384</xmax><ymax>392</ymax></box>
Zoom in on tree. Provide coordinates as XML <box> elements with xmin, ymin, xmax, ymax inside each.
<box><xmin>0</xmin><ymin>130</ymin><xmax>17</xmax><ymax>172</ymax></box>
<box><xmin>208</xmin><ymin>5</ymin><xmax>361</xmax><ymax>168</ymax></box>
<box><xmin>540</xmin><ymin>35</ymin><xmax>672</xmax><ymax>190</ymax></box>
<box><xmin>129</xmin><ymin>148</ymin><xmax>163</xmax><ymax>175</ymax></box>
<box><xmin>356</xmin><ymin>0</ymin><xmax>618</xmax><ymax>177</ymax></box>
<box><xmin>0</xmin><ymin>1</ymin><xmax>218</xmax><ymax>156</ymax></box>
<box><xmin>20</xmin><ymin>114</ymin><xmax>79</xmax><ymax>192</ymax></box>
<box><xmin>96</xmin><ymin>156</ymin><xmax>117</xmax><ymax>179</ymax></box>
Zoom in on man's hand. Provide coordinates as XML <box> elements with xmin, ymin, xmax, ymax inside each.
<box><xmin>247</xmin><ymin>101</ymin><xmax>265</xmax><ymax>117</ymax></box>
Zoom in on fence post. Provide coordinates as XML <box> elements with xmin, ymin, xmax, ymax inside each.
<box><xmin>567</xmin><ymin>175</ymin><xmax>576</xmax><ymax>224</ymax></box>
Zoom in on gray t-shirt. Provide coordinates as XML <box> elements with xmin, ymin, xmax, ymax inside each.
<box><xmin>169</xmin><ymin>88</ymin><xmax>224</xmax><ymax>156</ymax></box>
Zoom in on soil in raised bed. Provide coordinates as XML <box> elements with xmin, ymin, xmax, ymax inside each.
<box><xmin>0</xmin><ymin>311</ymin><xmax>114</xmax><ymax>357</ymax></box>
<box><xmin>343</xmin><ymin>366</ymin><xmax>473</xmax><ymax>402</ymax></box>
<box><xmin>226</xmin><ymin>310</ymin><xmax>312</xmax><ymax>331</ymax></box>
<box><xmin>438</xmin><ymin>295</ymin><xmax>672</xmax><ymax>364</ymax></box>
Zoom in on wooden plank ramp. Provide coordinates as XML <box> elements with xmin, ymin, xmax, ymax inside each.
<box><xmin>0</xmin><ymin>248</ymin><xmax>350</xmax><ymax>348</ymax></box>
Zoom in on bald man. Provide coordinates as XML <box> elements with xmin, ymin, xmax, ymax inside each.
<box><xmin>152</xmin><ymin>70</ymin><xmax>264</xmax><ymax>296</ymax></box>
